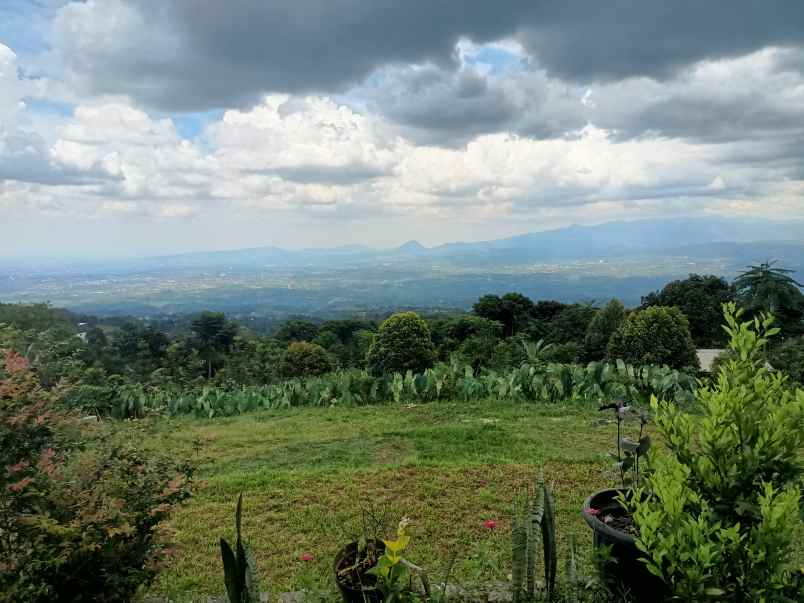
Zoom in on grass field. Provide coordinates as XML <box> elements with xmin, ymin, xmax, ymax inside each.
<box><xmin>121</xmin><ymin>399</ymin><xmax>800</xmax><ymax>601</ymax></box>
<box><xmin>124</xmin><ymin>400</ymin><xmax>613</xmax><ymax>600</ymax></box>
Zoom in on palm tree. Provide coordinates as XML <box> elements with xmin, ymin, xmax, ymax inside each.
<box><xmin>734</xmin><ymin>261</ymin><xmax>804</xmax><ymax>336</ymax></box>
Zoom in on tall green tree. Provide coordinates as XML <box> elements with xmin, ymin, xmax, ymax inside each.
<box><xmin>190</xmin><ymin>312</ymin><xmax>238</xmax><ymax>379</ymax></box>
<box><xmin>642</xmin><ymin>274</ymin><xmax>736</xmax><ymax>347</ymax></box>
<box><xmin>545</xmin><ymin>304</ymin><xmax>597</xmax><ymax>345</ymax></box>
<box><xmin>584</xmin><ymin>299</ymin><xmax>626</xmax><ymax>361</ymax></box>
<box><xmin>274</xmin><ymin>319</ymin><xmax>319</xmax><ymax>343</ymax></box>
<box><xmin>472</xmin><ymin>293</ymin><xmax>534</xmax><ymax>337</ymax></box>
<box><xmin>734</xmin><ymin>262</ymin><xmax>804</xmax><ymax>337</ymax></box>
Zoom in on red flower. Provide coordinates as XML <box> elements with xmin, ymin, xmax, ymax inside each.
<box><xmin>483</xmin><ymin>519</ymin><xmax>497</xmax><ymax>530</ymax></box>
<box><xmin>300</xmin><ymin>553</ymin><xmax>314</xmax><ymax>562</ymax></box>
<box><xmin>586</xmin><ymin>508</ymin><xmax>601</xmax><ymax>516</ymax></box>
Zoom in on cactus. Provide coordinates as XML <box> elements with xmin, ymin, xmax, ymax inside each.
<box><xmin>565</xmin><ymin>535</ymin><xmax>578</xmax><ymax>603</ymax></box>
<box><xmin>220</xmin><ymin>493</ymin><xmax>261</xmax><ymax>603</ymax></box>
<box><xmin>511</xmin><ymin>474</ymin><xmax>557</xmax><ymax>602</ymax></box>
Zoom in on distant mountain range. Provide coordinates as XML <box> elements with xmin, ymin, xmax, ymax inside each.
<box><xmin>2</xmin><ymin>217</ymin><xmax>802</xmax><ymax>317</ymax></box>
<box><xmin>129</xmin><ymin>216</ymin><xmax>804</xmax><ymax>271</ymax></box>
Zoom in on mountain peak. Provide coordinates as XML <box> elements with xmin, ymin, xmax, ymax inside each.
<box><xmin>396</xmin><ymin>240</ymin><xmax>428</xmax><ymax>254</ymax></box>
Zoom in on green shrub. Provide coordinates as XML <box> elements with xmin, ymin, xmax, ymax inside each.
<box><xmin>542</xmin><ymin>341</ymin><xmax>583</xmax><ymax>364</ymax></box>
<box><xmin>546</xmin><ymin>304</ymin><xmax>597</xmax><ymax>346</ymax></box>
<box><xmin>631</xmin><ymin>305</ymin><xmax>804</xmax><ymax>600</ymax></box>
<box><xmin>491</xmin><ymin>335</ymin><xmax>530</xmax><ymax>371</ymax></box>
<box><xmin>0</xmin><ymin>350</ymin><xmax>192</xmax><ymax>602</ymax></box>
<box><xmin>608</xmin><ymin>306</ymin><xmax>699</xmax><ymax>370</ymax></box>
<box><xmin>365</xmin><ymin>312</ymin><xmax>436</xmax><ymax>376</ymax></box>
<box><xmin>456</xmin><ymin>333</ymin><xmax>500</xmax><ymax>370</ymax></box>
<box><xmin>583</xmin><ymin>299</ymin><xmax>625</xmax><ymax>361</ymax></box>
<box><xmin>280</xmin><ymin>341</ymin><xmax>334</xmax><ymax>379</ymax></box>
<box><xmin>769</xmin><ymin>335</ymin><xmax>804</xmax><ymax>384</ymax></box>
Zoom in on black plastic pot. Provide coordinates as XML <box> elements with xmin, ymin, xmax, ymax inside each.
<box><xmin>333</xmin><ymin>540</ymin><xmax>385</xmax><ymax>603</ymax></box>
<box><xmin>582</xmin><ymin>489</ymin><xmax>666</xmax><ymax>600</ymax></box>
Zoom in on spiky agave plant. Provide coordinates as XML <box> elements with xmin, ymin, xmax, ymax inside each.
<box><xmin>512</xmin><ymin>474</ymin><xmax>557</xmax><ymax>602</ymax></box>
<box><xmin>220</xmin><ymin>493</ymin><xmax>261</xmax><ymax>603</ymax></box>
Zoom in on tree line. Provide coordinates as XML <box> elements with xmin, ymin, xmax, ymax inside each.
<box><xmin>0</xmin><ymin>262</ymin><xmax>802</xmax><ymax>390</ymax></box>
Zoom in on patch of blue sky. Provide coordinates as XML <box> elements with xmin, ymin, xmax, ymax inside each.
<box><xmin>24</xmin><ymin>98</ymin><xmax>74</xmax><ymax>118</ymax></box>
<box><xmin>0</xmin><ymin>0</ymin><xmax>60</xmax><ymax>57</ymax></box>
<box><xmin>464</xmin><ymin>46</ymin><xmax>525</xmax><ymax>76</ymax></box>
<box><xmin>171</xmin><ymin>109</ymin><xmax>225</xmax><ymax>142</ymax></box>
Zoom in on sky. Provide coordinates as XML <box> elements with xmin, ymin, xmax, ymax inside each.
<box><xmin>1</xmin><ymin>1</ymin><xmax>804</xmax><ymax>258</ymax></box>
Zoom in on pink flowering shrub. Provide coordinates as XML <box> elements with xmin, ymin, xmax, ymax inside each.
<box><xmin>0</xmin><ymin>349</ymin><xmax>193</xmax><ymax>602</ymax></box>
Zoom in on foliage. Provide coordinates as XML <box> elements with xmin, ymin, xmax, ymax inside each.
<box><xmin>61</xmin><ymin>353</ymin><xmax>698</xmax><ymax>420</ymax></box>
<box><xmin>641</xmin><ymin>274</ymin><xmax>735</xmax><ymax>347</ymax></box>
<box><xmin>191</xmin><ymin>311</ymin><xmax>238</xmax><ymax>378</ymax></box>
<box><xmin>542</xmin><ymin>342</ymin><xmax>583</xmax><ymax>364</ymax></box>
<box><xmin>630</xmin><ymin>304</ymin><xmax>804</xmax><ymax>600</ymax></box>
<box><xmin>274</xmin><ymin>319</ymin><xmax>319</xmax><ymax>343</ymax></box>
<box><xmin>213</xmin><ymin>336</ymin><xmax>284</xmax><ymax>385</ymax></box>
<box><xmin>546</xmin><ymin>304</ymin><xmax>597</xmax><ymax>346</ymax></box>
<box><xmin>366</xmin><ymin>312</ymin><xmax>436</xmax><ymax>376</ymax></box>
<box><xmin>0</xmin><ymin>302</ymin><xmax>75</xmax><ymax>333</ymax></box>
<box><xmin>0</xmin><ymin>350</ymin><xmax>192</xmax><ymax>602</ymax></box>
<box><xmin>220</xmin><ymin>493</ymin><xmax>261</xmax><ymax>603</ymax></box>
<box><xmin>769</xmin><ymin>335</ymin><xmax>804</xmax><ymax>384</ymax></box>
<box><xmin>491</xmin><ymin>335</ymin><xmax>531</xmax><ymax>371</ymax></box>
<box><xmin>430</xmin><ymin>315</ymin><xmax>502</xmax><ymax>366</ymax></box>
<box><xmin>473</xmin><ymin>293</ymin><xmax>536</xmax><ymax>337</ymax></box>
<box><xmin>584</xmin><ymin>299</ymin><xmax>626</xmax><ymax>361</ymax></box>
<box><xmin>279</xmin><ymin>341</ymin><xmax>334</xmax><ymax>379</ymax></box>
<box><xmin>369</xmin><ymin>517</ymin><xmax>420</xmax><ymax>603</ymax></box>
<box><xmin>734</xmin><ymin>261</ymin><xmax>804</xmax><ymax>336</ymax></box>
<box><xmin>608</xmin><ymin>306</ymin><xmax>699</xmax><ymax>371</ymax></box>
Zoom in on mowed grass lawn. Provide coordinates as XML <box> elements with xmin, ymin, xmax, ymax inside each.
<box><xmin>114</xmin><ymin>400</ymin><xmax>799</xmax><ymax>601</ymax></box>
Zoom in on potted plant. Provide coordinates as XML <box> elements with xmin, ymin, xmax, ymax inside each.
<box><xmin>334</xmin><ymin>538</ymin><xmax>386</xmax><ymax>603</ymax></box>
<box><xmin>333</xmin><ymin>505</ymin><xmax>393</xmax><ymax>603</ymax></box>
<box><xmin>581</xmin><ymin>401</ymin><xmax>665</xmax><ymax>599</ymax></box>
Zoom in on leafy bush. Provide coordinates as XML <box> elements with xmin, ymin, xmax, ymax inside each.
<box><xmin>631</xmin><ymin>305</ymin><xmax>804</xmax><ymax>600</ymax></box>
<box><xmin>0</xmin><ymin>350</ymin><xmax>192</xmax><ymax>602</ymax></box>
<box><xmin>280</xmin><ymin>341</ymin><xmax>334</xmax><ymax>379</ymax></box>
<box><xmin>608</xmin><ymin>306</ymin><xmax>699</xmax><ymax>371</ymax></box>
<box><xmin>769</xmin><ymin>335</ymin><xmax>804</xmax><ymax>384</ymax></box>
<box><xmin>366</xmin><ymin>312</ymin><xmax>436</xmax><ymax>376</ymax></box>
<box><xmin>456</xmin><ymin>334</ymin><xmax>500</xmax><ymax>370</ymax></box>
<box><xmin>491</xmin><ymin>335</ymin><xmax>530</xmax><ymax>371</ymax></box>
<box><xmin>543</xmin><ymin>342</ymin><xmax>583</xmax><ymax>364</ymax></box>
<box><xmin>584</xmin><ymin>299</ymin><xmax>625</xmax><ymax>361</ymax></box>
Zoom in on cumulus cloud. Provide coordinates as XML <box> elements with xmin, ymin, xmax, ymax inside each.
<box><xmin>360</xmin><ymin>61</ymin><xmax>586</xmax><ymax>145</ymax></box>
<box><xmin>1</xmin><ymin>2</ymin><xmax>802</xmax><ymax>255</ymax></box>
<box><xmin>0</xmin><ymin>43</ymin><xmax>100</xmax><ymax>185</ymax></box>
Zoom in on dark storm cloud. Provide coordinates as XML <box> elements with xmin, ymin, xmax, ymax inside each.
<box><xmin>604</xmin><ymin>95</ymin><xmax>804</xmax><ymax>144</ymax></box>
<box><xmin>57</xmin><ymin>0</ymin><xmax>804</xmax><ymax>112</ymax></box>
<box><xmin>519</xmin><ymin>1</ymin><xmax>804</xmax><ymax>82</ymax></box>
<box><xmin>58</xmin><ymin>0</ymin><xmax>535</xmax><ymax>111</ymax></box>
